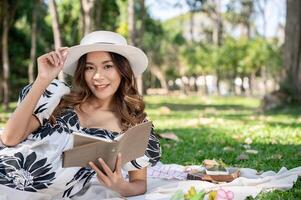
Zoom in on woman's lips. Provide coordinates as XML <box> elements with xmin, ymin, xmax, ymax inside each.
<box><xmin>95</xmin><ymin>84</ymin><xmax>109</xmax><ymax>90</ymax></box>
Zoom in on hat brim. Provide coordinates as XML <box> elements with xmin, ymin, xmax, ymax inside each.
<box><xmin>63</xmin><ymin>43</ymin><xmax>148</xmax><ymax>77</ymax></box>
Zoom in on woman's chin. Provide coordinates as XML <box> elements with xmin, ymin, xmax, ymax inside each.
<box><xmin>93</xmin><ymin>93</ymin><xmax>113</xmax><ymax>102</ymax></box>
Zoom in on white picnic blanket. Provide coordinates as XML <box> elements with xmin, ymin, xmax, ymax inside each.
<box><xmin>0</xmin><ymin>163</ymin><xmax>300</xmax><ymax>200</ymax></box>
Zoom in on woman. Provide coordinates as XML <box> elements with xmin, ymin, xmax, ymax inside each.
<box><xmin>0</xmin><ymin>31</ymin><xmax>161</xmax><ymax>199</ymax></box>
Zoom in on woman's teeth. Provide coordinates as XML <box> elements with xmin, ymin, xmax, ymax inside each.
<box><xmin>95</xmin><ymin>84</ymin><xmax>108</xmax><ymax>89</ymax></box>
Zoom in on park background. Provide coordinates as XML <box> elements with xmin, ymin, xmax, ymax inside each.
<box><xmin>0</xmin><ymin>0</ymin><xmax>300</xmax><ymax>199</ymax></box>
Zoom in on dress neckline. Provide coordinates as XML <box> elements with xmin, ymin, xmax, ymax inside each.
<box><xmin>68</xmin><ymin>108</ymin><xmax>121</xmax><ymax>135</ymax></box>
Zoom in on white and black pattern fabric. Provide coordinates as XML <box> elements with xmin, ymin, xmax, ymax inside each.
<box><xmin>0</xmin><ymin>152</ymin><xmax>55</xmax><ymax>192</ymax></box>
<box><xmin>17</xmin><ymin>79</ymin><xmax>71</xmax><ymax>126</ymax></box>
<box><xmin>0</xmin><ymin>79</ymin><xmax>161</xmax><ymax>199</ymax></box>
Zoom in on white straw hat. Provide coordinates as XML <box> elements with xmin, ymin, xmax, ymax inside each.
<box><xmin>63</xmin><ymin>31</ymin><xmax>148</xmax><ymax>77</ymax></box>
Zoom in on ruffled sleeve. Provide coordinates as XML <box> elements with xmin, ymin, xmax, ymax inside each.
<box><xmin>17</xmin><ymin>79</ymin><xmax>70</xmax><ymax>126</ymax></box>
<box><xmin>122</xmin><ymin>119</ymin><xmax>161</xmax><ymax>171</ymax></box>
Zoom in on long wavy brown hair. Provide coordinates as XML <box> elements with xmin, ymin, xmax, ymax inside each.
<box><xmin>51</xmin><ymin>52</ymin><xmax>146</xmax><ymax>131</ymax></box>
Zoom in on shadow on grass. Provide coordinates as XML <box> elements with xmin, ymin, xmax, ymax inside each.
<box><xmin>266</xmin><ymin>122</ymin><xmax>301</xmax><ymax>128</ymax></box>
<box><xmin>263</xmin><ymin>104</ymin><xmax>301</xmax><ymax>117</ymax></box>
<box><xmin>147</xmin><ymin>102</ymin><xmax>255</xmax><ymax>112</ymax></box>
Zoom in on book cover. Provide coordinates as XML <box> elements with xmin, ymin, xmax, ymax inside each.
<box><xmin>62</xmin><ymin>121</ymin><xmax>153</xmax><ymax>172</ymax></box>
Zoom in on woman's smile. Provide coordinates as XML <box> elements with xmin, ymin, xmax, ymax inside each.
<box><xmin>94</xmin><ymin>84</ymin><xmax>110</xmax><ymax>90</ymax></box>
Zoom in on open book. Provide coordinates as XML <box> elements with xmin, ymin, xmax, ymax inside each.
<box><xmin>62</xmin><ymin>121</ymin><xmax>153</xmax><ymax>172</ymax></box>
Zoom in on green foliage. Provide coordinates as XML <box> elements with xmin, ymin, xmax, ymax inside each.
<box><xmin>241</xmin><ymin>37</ymin><xmax>282</xmax><ymax>75</ymax></box>
<box><xmin>8</xmin><ymin>0</ymin><xmax>53</xmax><ymax>100</ymax></box>
<box><xmin>180</xmin><ymin>36</ymin><xmax>282</xmax><ymax>81</ymax></box>
<box><xmin>57</xmin><ymin>0</ymin><xmax>81</xmax><ymax>45</ymax></box>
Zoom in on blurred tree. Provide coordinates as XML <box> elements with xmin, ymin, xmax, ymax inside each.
<box><xmin>280</xmin><ymin>0</ymin><xmax>301</xmax><ymax>102</ymax></box>
<box><xmin>28</xmin><ymin>0</ymin><xmax>39</xmax><ymax>83</ymax></box>
<box><xmin>1</xmin><ymin>0</ymin><xmax>18</xmax><ymax>110</ymax></box>
<box><xmin>143</xmin><ymin>14</ymin><xmax>170</xmax><ymax>92</ymax></box>
<box><xmin>225</xmin><ymin>0</ymin><xmax>254</xmax><ymax>38</ymax></box>
<box><xmin>256</xmin><ymin>0</ymin><xmax>268</xmax><ymax>94</ymax></box>
<box><xmin>128</xmin><ymin>0</ymin><xmax>145</xmax><ymax>94</ymax></box>
<box><xmin>80</xmin><ymin>0</ymin><xmax>96</xmax><ymax>36</ymax></box>
<box><xmin>185</xmin><ymin>0</ymin><xmax>205</xmax><ymax>41</ymax></box>
<box><xmin>49</xmin><ymin>0</ymin><xmax>64</xmax><ymax>81</ymax></box>
<box><xmin>57</xmin><ymin>0</ymin><xmax>81</xmax><ymax>46</ymax></box>
<box><xmin>202</xmin><ymin>0</ymin><xmax>224</xmax><ymax>94</ymax></box>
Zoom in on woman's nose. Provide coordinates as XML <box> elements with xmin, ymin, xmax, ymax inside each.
<box><xmin>92</xmin><ymin>69</ymin><xmax>105</xmax><ymax>80</ymax></box>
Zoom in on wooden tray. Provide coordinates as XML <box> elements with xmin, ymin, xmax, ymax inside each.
<box><xmin>187</xmin><ymin>168</ymin><xmax>240</xmax><ymax>183</ymax></box>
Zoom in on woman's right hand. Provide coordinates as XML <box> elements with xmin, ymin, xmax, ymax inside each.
<box><xmin>37</xmin><ymin>47</ymin><xmax>69</xmax><ymax>82</ymax></box>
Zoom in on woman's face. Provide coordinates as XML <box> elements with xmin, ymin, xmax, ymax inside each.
<box><xmin>84</xmin><ymin>51</ymin><xmax>121</xmax><ymax>103</ymax></box>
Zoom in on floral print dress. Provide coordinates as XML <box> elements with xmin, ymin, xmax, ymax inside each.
<box><xmin>0</xmin><ymin>79</ymin><xmax>161</xmax><ymax>199</ymax></box>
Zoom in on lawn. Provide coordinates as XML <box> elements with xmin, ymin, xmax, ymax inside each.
<box><xmin>1</xmin><ymin>95</ymin><xmax>300</xmax><ymax>199</ymax></box>
<box><xmin>144</xmin><ymin>95</ymin><xmax>301</xmax><ymax>200</ymax></box>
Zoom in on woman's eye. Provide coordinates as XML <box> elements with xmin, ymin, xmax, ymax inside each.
<box><xmin>85</xmin><ymin>66</ymin><xmax>94</xmax><ymax>71</ymax></box>
<box><xmin>104</xmin><ymin>64</ymin><xmax>113</xmax><ymax>70</ymax></box>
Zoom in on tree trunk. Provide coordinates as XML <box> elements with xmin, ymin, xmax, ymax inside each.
<box><xmin>80</xmin><ymin>0</ymin><xmax>95</xmax><ymax>36</ymax></box>
<box><xmin>137</xmin><ymin>0</ymin><xmax>145</xmax><ymax>46</ymax></box>
<box><xmin>189</xmin><ymin>11</ymin><xmax>195</xmax><ymax>42</ymax></box>
<box><xmin>240</xmin><ymin>76</ymin><xmax>246</xmax><ymax>95</ymax></box>
<box><xmin>128</xmin><ymin>0</ymin><xmax>144</xmax><ymax>95</ymax></box>
<box><xmin>243</xmin><ymin>0</ymin><xmax>254</xmax><ymax>38</ymax></box>
<box><xmin>261</xmin><ymin>65</ymin><xmax>268</xmax><ymax>94</ymax></box>
<box><xmin>128</xmin><ymin>0</ymin><xmax>136</xmax><ymax>45</ymax></box>
<box><xmin>28</xmin><ymin>0</ymin><xmax>38</xmax><ymax>84</ymax></box>
<box><xmin>203</xmin><ymin>73</ymin><xmax>208</xmax><ymax>95</ymax></box>
<box><xmin>1</xmin><ymin>0</ymin><xmax>16</xmax><ymax>110</ymax></box>
<box><xmin>216</xmin><ymin>73</ymin><xmax>221</xmax><ymax>95</ymax></box>
<box><xmin>256</xmin><ymin>0</ymin><xmax>267</xmax><ymax>38</ymax></box>
<box><xmin>49</xmin><ymin>0</ymin><xmax>65</xmax><ymax>81</ymax></box>
<box><xmin>150</xmin><ymin>66</ymin><xmax>169</xmax><ymax>91</ymax></box>
<box><xmin>279</xmin><ymin>0</ymin><xmax>301</xmax><ymax>101</ymax></box>
<box><xmin>212</xmin><ymin>0</ymin><xmax>223</xmax><ymax>46</ymax></box>
<box><xmin>93</xmin><ymin>0</ymin><xmax>103</xmax><ymax>30</ymax></box>
<box><xmin>249</xmin><ymin>72</ymin><xmax>256</xmax><ymax>95</ymax></box>
<box><xmin>2</xmin><ymin>0</ymin><xmax>9</xmax><ymax>110</ymax></box>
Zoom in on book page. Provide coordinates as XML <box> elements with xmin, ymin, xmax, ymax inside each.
<box><xmin>117</xmin><ymin>121</ymin><xmax>152</xmax><ymax>165</ymax></box>
<box><xmin>73</xmin><ymin>132</ymin><xmax>113</xmax><ymax>147</ymax></box>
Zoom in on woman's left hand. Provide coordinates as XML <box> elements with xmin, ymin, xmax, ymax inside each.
<box><xmin>89</xmin><ymin>153</ymin><xmax>126</xmax><ymax>192</ymax></box>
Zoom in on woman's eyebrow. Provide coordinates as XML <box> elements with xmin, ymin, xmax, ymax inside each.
<box><xmin>86</xmin><ymin>60</ymin><xmax>113</xmax><ymax>65</ymax></box>
<box><xmin>85</xmin><ymin>61</ymin><xmax>95</xmax><ymax>66</ymax></box>
<box><xmin>102</xmin><ymin>60</ymin><xmax>113</xmax><ymax>64</ymax></box>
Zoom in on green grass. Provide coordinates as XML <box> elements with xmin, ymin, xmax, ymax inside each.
<box><xmin>0</xmin><ymin>102</ymin><xmax>17</xmax><ymax>127</ymax></box>
<box><xmin>144</xmin><ymin>95</ymin><xmax>301</xmax><ymax>200</ymax></box>
<box><xmin>1</xmin><ymin>96</ymin><xmax>300</xmax><ymax>199</ymax></box>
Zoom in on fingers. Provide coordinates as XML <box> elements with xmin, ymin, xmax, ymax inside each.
<box><xmin>55</xmin><ymin>49</ymin><xmax>63</xmax><ymax>63</ymax></box>
<box><xmin>45</xmin><ymin>47</ymin><xmax>69</xmax><ymax>67</ymax></box>
<box><xmin>51</xmin><ymin>52</ymin><xmax>60</xmax><ymax>66</ymax></box>
<box><xmin>58</xmin><ymin>47</ymin><xmax>69</xmax><ymax>60</ymax></box>
<box><xmin>115</xmin><ymin>153</ymin><xmax>122</xmax><ymax>174</ymax></box>
<box><xmin>46</xmin><ymin>52</ymin><xmax>55</xmax><ymax>65</ymax></box>
<box><xmin>98</xmin><ymin>158</ymin><xmax>114</xmax><ymax>177</ymax></box>
<box><xmin>89</xmin><ymin>161</ymin><xmax>111</xmax><ymax>186</ymax></box>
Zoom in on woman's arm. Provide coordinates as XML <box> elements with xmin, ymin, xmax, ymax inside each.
<box><xmin>116</xmin><ymin>167</ymin><xmax>147</xmax><ymax>196</ymax></box>
<box><xmin>1</xmin><ymin>77</ymin><xmax>52</xmax><ymax>146</ymax></box>
<box><xmin>1</xmin><ymin>47</ymin><xmax>69</xmax><ymax>146</ymax></box>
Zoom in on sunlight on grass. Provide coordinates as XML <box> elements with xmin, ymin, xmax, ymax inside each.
<box><xmin>144</xmin><ymin>95</ymin><xmax>301</xmax><ymax>200</ymax></box>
